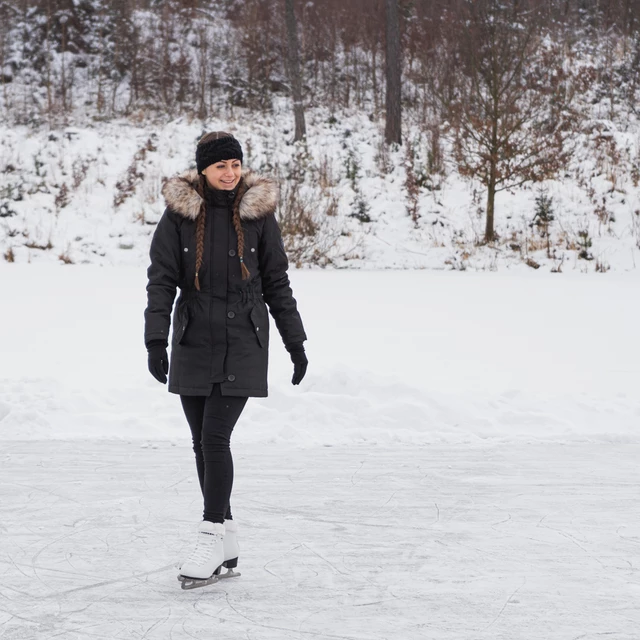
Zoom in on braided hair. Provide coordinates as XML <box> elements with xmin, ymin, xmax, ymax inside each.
<box><xmin>193</xmin><ymin>132</ymin><xmax>250</xmax><ymax>291</ymax></box>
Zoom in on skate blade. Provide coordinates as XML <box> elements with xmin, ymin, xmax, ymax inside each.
<box><xmin>179</xmin><ymin>575</ymin><xmax>220</xmax><ymax>590</ymax></box>
<box><xmin>177</xmin><ymin>567</ymin><xmax>240</xmax><ymax>589</ymax></box>
<box><xmin>178</xmin><ymin>564</ymin><xmax>228</xmax><ymax>590</ymax></box>
<box><xmin>217</xmin><ymin>568</ymin><xmax>241</xmax><ymax>580</ymax></box>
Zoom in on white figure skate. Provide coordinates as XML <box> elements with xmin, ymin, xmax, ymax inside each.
<box><xmin>177</xmin><ymin>520</ymin><xmax>241</xmax><ymax>589</ymax></box>
<box><xmin>177</xmin><ymin>521</ymin><xmax>226</xmax><ymax>590</ymax></box>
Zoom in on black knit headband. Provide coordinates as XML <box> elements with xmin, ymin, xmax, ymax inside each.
<box><xmin>196</xmin><ymin>136</ymin><xmax>244</xmax><ymax>173</ymax></box>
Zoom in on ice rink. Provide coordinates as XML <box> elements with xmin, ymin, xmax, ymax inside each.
<box><xmin>2</xmin><ymin>265</ymin><xmax>640</xmax><ymax>638</ymax></box>
<box><xmin>2</xmin><ymin>441</ymin><xmax>639</xmax><ymax>640</ymax></box>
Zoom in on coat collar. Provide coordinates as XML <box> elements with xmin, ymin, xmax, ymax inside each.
<box><xmin>161</xmin><ymin>169</ymin><xmax>277</xmax><ymax>221</ymax></box>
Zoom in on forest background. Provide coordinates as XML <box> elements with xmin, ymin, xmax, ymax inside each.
<box><xmin>2</xmin><ymin>0</ymin><xmax>640</xmax><ymax>273</ymax></box>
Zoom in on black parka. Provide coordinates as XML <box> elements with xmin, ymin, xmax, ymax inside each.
<box><xmin>144</xmin><ymin>170</ymin><xmax>307</xmax><ymax>397</ymax></box>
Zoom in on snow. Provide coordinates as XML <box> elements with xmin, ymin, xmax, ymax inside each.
<box><xmin>1</xmin><ymin>264</ymin><xmax>639</xmax><ymax>445</ymax></box>
<box><xmin>1</xmin><ymin>265</ymin><xmax>639</xmax><ymax>638</ymax></box>
<box><xmin>2</xmin><ymin>104</ymin><xmax>640</xmax><ymax>273</ymax></box>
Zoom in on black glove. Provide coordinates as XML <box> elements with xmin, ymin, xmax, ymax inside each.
<box><xmin>285</xmin><ymin>342</ymin><xmax>308</xmax><ymax>386</ymax></box>
<box><xmin>147</xmin><ymin>340</ymin><xmax>169</xmax><ymax>384</ymax></box>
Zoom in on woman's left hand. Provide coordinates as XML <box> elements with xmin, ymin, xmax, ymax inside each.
<box><xmin>286</xmin><ymin>343</ymin><xmax>308</xmax><ymax>385</ymax></box>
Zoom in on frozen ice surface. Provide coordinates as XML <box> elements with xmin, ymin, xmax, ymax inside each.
<box><xmin>1</xmin><ymin>441</ymin><xmax>639</xmax><ymax>640</ymax></box>
<box><xmin>2</xmin><ymin>265</ymin><xmax>640</xmax><ymax>638</ymax></box>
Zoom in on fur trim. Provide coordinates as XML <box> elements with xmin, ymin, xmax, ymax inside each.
<box><xmin>239</xmin><ymin>172</ymin><xmax>278</xmax><ymax>220</ymax></box>
<box><xmin>162</xmin><ymin>169</ymin><xmax>277</xmax><ymax>221</ymax></box>
<box><xmin>161</xmin><ymin>169</ymin><xmax>202</xmax><ymax>221</ymax></box>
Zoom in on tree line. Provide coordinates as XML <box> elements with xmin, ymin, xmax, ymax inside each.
<box><xmin>2</xmin><ymin>0</ymin><xmax>640</xmax><ymax>242</ymax></box>
<box><xmin>2</xmin><ymin>0</ymin><xmax>638</xmax><ymax>122</ymax></box>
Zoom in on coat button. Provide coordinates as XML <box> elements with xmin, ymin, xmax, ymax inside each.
<box><xmin>228</xmin><ymin>249</ymin><xmax>236</xmax><ymax>257</ymax></box>
<box><xmin>227</xmin><ymin>374</ymin><xmax>236</xmax><ymax>382</ymax></box>
<box><xmin>227</xmin><ymin>311</ymin><xmax>235</xmax><ymax>319</ymax></box>
<box><xmin>227</xmin><ymin>192</ymin><xmax>234</xmax><ymax>199</ymax></box>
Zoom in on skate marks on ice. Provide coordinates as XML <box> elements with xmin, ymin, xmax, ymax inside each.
<box><xmin>0</xmin><ymin>441</ymin><xmax>639</xmax><ymax>639</ymax></box>
<box><xmin>233</xmin><ymin>445</ymin><xmax>640</xmax><ymax>639</ymax></box>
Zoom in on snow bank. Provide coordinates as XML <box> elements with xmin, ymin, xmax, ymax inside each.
<box><xmin>1</xmin><ymin>264</ymin><xmax>638</xmax><ymax>444</ymax></box>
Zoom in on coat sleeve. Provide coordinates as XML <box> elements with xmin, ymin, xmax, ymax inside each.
<box><xmin>144</xmin><ymin>208</ymin><xmax>181</xmax><ymax>347</ymax></box>
<box><xmin>258</xmin><ymin>213</ymin><xmax>307</xmax><ymax>347</ymax></box>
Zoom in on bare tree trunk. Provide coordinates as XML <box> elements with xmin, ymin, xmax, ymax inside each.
<box><xmin>45</xmin><ymin>0</ymin><xmax>53</xmax><ymax>126</ymax></box>
<box><xmin>128</xmin><ymin>29</ymin><xmax>139</xmax><ymax>114</ymax></box>
<box><xmin>385</xmin><ymin>0</ymin><xmax>402</xmax><ymax>145</ymax></box>
<box><xmin>284</xmin><ymin>0</ymin><xmax>306</xmax><ymax>141</ymax></box>
<box><xmin>110</xmin><ymin>34</ymin><xmax>119</xmax><ymax>115</ymax></box>
<box><xmin>196</xmin><ymin>24</ymin><xmax>209</xmax><ymax>120</ymax></box>
<box><xmin>60</xmin><ymin>19</ymin><xmax>67</xmax><ymax>115</ymax></box>
<box><xmin>0</xmin><ymin>25</ymin><xmax>5</xmax><ymax>111</ymax></box>
<box><xmin>330</xmin><ymin>20</ymin><xmax>337</xmax><ymax>111</ymax></box>
<box><xmin>344</xmin><ymin>42</ymin><xmax>351</xmax><ymax>108</ymax></box>
<box><xmin>486</xmin><ymin>166</ymin><xmax>497</xmax><ymax>243</ymax></box>
<box><xmin>96</xmin><ymin>6</ymin><xmax>105</xmax><ymax>114</ymax></box>
<box><xmin>372</xmin><ymin>45</ymin><xmax>379</xmax><ymax>114</ymax></box>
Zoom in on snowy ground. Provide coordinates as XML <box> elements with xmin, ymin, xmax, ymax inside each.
<box><xmin>1</xmin><ymin>266</ymin><xmax>640</xmax><ymax>638</ymax></box>
<box><xmin>1</xmin><ymin>265</ymin><xmax>639</xmax><ymax>445</ymax></box>
<box><xmin>2</xmin><ymin>109</ymin><xmax>640</xmax><ymax>273</ymax></box>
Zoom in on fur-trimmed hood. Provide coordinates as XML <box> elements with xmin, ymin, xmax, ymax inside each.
<box><xmin>161</xmin><ymin>169</ymin><xmax>277</xmax><ymax>221</ymax></box>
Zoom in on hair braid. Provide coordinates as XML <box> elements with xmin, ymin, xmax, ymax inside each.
<box><xmin>232</xmin><ymin>178</ymin><xmax>251</xmax><ymax>280</ymax></box>
<box><xmin>194</xmin><ymin>174</ymin><xmax>207</xmax><ymax>291</ymax></box>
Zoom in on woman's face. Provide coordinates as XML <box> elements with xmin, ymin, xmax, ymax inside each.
<box><xmin>202</xmin><ymin>159</ymin><xmax>242</xmax><ymax>190</ymax></box>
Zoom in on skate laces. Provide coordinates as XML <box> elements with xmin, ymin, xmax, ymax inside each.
<box><xmin>187</xmin><ymin>530</ymin><xmax>222</xmax><ymax>566</ymax></box>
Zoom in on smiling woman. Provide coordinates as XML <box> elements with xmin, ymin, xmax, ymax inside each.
<box><xmin>143</xmin><ymin>130</ymin><xmax>308</xmax><ymax>590</ymax></box>
<box><xmin>199</xmin><ymin>131</ymin><xmax>243</xmax><ymax>188</ymax></box>
<box><xmin>202</xmin><ymin>159</ymin><xmax>242</xmax><ymax>191</ymax></box>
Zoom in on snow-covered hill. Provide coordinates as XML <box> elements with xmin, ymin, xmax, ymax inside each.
<box><xmin>2</xmin><ymin>99</ymin><xmax>640</xmax><ymax>272</ymax></box>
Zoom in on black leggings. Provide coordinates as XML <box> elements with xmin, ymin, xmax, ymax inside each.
<box><xmin>180</xmin><ymin>384</ymin><xmax>248</xmax><ymax>524</ymax></box>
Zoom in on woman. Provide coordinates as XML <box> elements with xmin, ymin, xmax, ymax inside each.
<box><xmin>144</xmin><ymin>132</ymin><xmax>308</xmax><ymax>589</ymax></box>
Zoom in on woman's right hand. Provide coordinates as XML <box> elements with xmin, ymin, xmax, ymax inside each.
<box><xmin>147</xmin><ymin>341</ymin><xmax>169</xmax><ymax>384</ymax></box>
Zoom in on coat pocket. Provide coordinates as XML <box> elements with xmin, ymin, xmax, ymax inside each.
<box><xmin>249</xmin><ymin>303</ymin><xmax>267</xmax><ymax>349</ymax></box>
<box><xmin>172</xmin><ymin>303</ymin><xmax>190</xmax><ymax>345</ymax></box>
